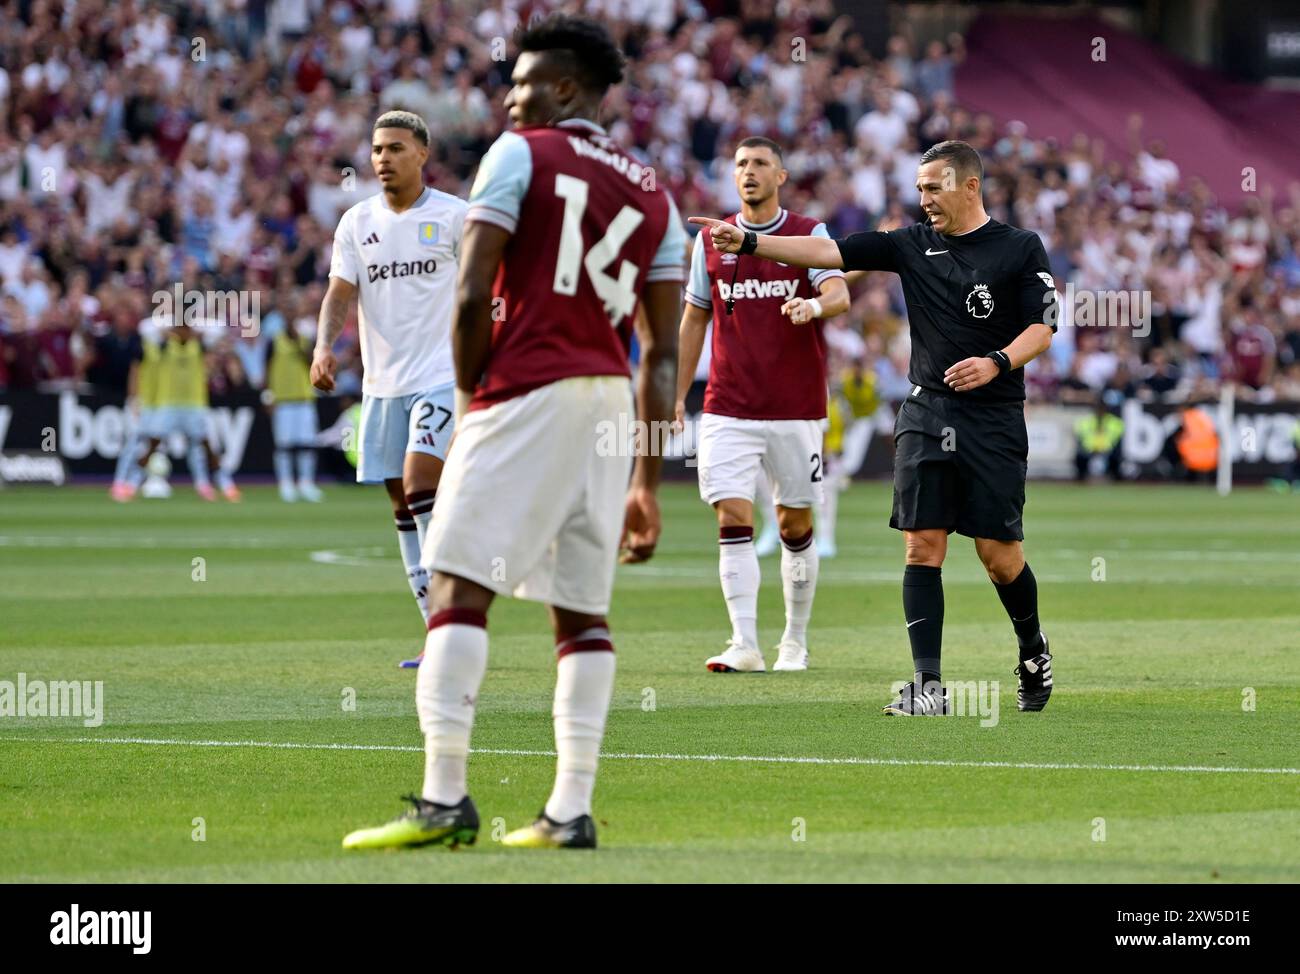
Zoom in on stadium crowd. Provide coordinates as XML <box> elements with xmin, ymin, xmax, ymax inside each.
<box><xmin>1</xmin><ymin>0</ymin><xmax>1299</xmax><ymax>414</ymax></box>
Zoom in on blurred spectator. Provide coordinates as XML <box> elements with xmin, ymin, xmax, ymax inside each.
<box><xmin>1075</xmin><ymin>401</ymin><xmax>1125</xmax><ymax>481</ymax></box>
<box><xmin>0</xmin><ymin>227</ymin><xmax>26</xmax><ymax>285</ymax></box>
<box><xmin>1225</xmin><ymin>309</ymin><xmax>1276</xmax><ymax>394</ymax></box>
<box><xmin>6</xmin><ymin>260</ymin><xmax>52</xmax><ymax>321</ymax></box>
<box><xmin>87</xmin><ymin>305</ymin><xmax>143</xmax><ymax>394</ymax></box>
<box><xmin>1138</xmin><ymin>346</ymin><xmax>1183</xmax><ymax>401</ymax></box>
<box><xmin>916</xmin><ymin>38</ymin><xmax>959</xmax><ymax>100</ymax></box>
<box><xmin>0</xmin><ymin>1</ymin><xmax>1293</xmax><ymax>419</ymax></box>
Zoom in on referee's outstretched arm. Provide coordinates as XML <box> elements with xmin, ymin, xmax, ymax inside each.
<box><xmin>688</xmin><ymin>216</ymin><xmax>842</xmax><ymax>269</ymax></box>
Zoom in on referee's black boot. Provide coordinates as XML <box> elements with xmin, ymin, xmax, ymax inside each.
<box><xmin>1014</xmin><ymin>633</ymin><xmax>1053</xmax><ymax>712</ymax></box>
<box><xmin>883</xmin><ymin>679</ymin><xmax>950</xmax><ymax>716</ymax></box>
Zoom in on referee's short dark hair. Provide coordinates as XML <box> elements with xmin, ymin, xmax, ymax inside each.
<box><xmin>919</xmin><ymin>140</ymin><xmax>983</xmax><ymax>184</ymax></box>
<box><xmin>737</xmin><ymin>136</ymin><xmax>784</xmax><ymax>164</ymax></box>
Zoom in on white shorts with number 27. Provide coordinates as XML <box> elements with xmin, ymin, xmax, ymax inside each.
<box><xmin>356</xmin><ymin>382</ymin><xmax>455</xmax><ymax>484</ymax></box>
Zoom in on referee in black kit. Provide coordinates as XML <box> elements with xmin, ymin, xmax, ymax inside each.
<box><xmin>690</xmin><ymin>140</ymin><xmax>1057</xmax><ymax>716</ymax></box>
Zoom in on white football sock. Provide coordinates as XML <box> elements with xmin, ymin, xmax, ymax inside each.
<box><xmin>212</xmin><ymin>461</ymin><xmax>234</xmax><ymax>492</ymax></box>
<box><xmin>719</xmin><ymin>528</ymin><xmax>760</xmax><ymax>649</ymax></box>
<box><xmin>274</xmin><ymin>449</ymin><xmax>293</xmax><ymax>490</ymax></box>
<box><xmin>417</xmin><ymin>616</ymin><xmax>489</xmax><ymax>806</ymax></box>
<box><xmin>545</xmin><ymin>639</ymin><xmax>615</xmax><ymax>823</ymax></box>
<box><xmin>406</xmin><ymin>490</ymin><xmax>436</xmax><ymax>550</ymax></box>
<box><xmin>295</xmin><ymin>448</ymin><xmax>316</xmax><ymax>487</ymax></box>
<box><xmin>114</xmin><ymin>433</ymin><xmax>142</xmax><ymax>484</ymax></box>
<box><xmin>780</xmin><ymin>528</ymin><xmax>818</xmax><ymax>645</ymax></box>
<box><xmin>188</xmin><ymin>442</ymin><xmax>210</xmax><ymax>488</ymax></box>
<box><xmin>395</xmin><ymin>513</ymin><xmax>430</xmax><ymax>623</ymax></box>
<box><xmin>125</xmin><ymin>454</ymin><xmax>147</xmax><ymax>488</ymax></box>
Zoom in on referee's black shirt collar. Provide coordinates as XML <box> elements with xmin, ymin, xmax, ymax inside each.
<box><xmin>944</xmin><ymin>215</ymin><xmax>994</xmax><ymax>238</ymax></box>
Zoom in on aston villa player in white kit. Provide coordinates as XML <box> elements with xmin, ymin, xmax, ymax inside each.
<box><xmin>312</xmin><ymin>111</ymin><xmax>466</xmax><ymax>667</ymax></box>
<box><xmin>676</xmin><ymin>138</ymin><xmax>850</xmax><ymax>674</ymax></box>
<box><xmin>343</xmin><ymin>15</ymin><xmax>686</xmax><ymax>852</ymax></box>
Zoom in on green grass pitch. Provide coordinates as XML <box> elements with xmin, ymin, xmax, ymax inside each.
<box><xmin>1</xmin><ymin>481</ymin><xmax>1297</xmax><ymax>883</ymax></box>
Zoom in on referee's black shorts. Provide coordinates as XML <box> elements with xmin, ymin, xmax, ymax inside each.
<box><xmin>889</xmin><ymin>386</ymin><xmax>1028</xmax><ymax>542</ymax></box>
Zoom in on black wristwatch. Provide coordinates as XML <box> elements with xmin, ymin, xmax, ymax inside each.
<box><xmin>737</xmin><ymin>230</ymin><xmax>759</xmax><ymax>255</ymax></box>
<box><xmin>986</xmin><ymin>350</ymin><xmax>1012</xmax><ymax>374</ymax></box>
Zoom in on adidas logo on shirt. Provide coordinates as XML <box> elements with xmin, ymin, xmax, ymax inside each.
<box><xmin>362</xmin><ymin>232</ymin><xmax>381</xmax><ymax>246</ymax></box>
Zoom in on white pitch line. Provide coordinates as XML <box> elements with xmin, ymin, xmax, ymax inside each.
<box><xmin>309</xmin><ymin>548</ymin><xmax>390</xmax><ymax>567</ymax></box>
<box><xmin>5</xmin><ymin>735</ymin><xmax>1299</xmax><ymax>776</ymax></box>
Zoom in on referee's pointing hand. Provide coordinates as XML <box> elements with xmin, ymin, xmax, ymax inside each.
<box><xmin>688</xmin><ymin>216</ymin><xmax>744</xmax><ymax>254</ymax></box>
<box><xmin>944</xmin><ymin>356</ymin><xmax>1000</xmax><ymax>392</ymax></box>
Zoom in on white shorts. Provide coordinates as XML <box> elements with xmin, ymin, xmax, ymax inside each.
<box><xmin>425</xmin><ymin>375</ymin><xmax>633</xmax><ymax>615</ymax></box>
<box><xmin>356</xmin><ymin>383</ymin><xmax>455</xmax><ymax>484</ymax></box>
<box><xmin>696</xmin><ymin>412</ymin><xmax>825</xmax><ymax>508</ymax></box>
<box><xmin>154</xmin><ymin>405</ymin><xmax>211</xmax><ymax>442</ymax></box>
<box><xmin>272</xmin><ymin>400</ymin><xmax>319</xmax><ymax>448</ymax></box>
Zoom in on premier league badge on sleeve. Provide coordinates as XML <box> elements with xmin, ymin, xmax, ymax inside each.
<box><xmin>418</xmin><ymin>222</ymin><xmax>439</xmax><ymax>246</ymax></box>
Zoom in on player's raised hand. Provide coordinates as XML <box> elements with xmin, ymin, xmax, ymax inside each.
<box><xmin>944</xmin><ymin>356</ymin><xmax>999</xmax><ymax>392</ymax></box>
<box><xmin>688</xmin><ymin>217</ymin><xmax>744</xmax><ymax>254</ymax></box>
<box><xmin>619</xmin><ymin>485</ymin><xmax>661</xmax><ymax>564</ymax></box>
<box><xmin>310</xmin><ymin>348</ymin><xmax>337</xmax><ymax>392</ymax></box>
<box><xmin>781</xmin><ymin>297</ymin><xmax>816</xmax><ymax>325</ymax></box>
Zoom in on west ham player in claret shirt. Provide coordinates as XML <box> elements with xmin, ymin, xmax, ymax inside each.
<box><xmin>692</xmin><ymin>140</ymin><xmax>1058</xmax><ymax>717</ymax></box>
<box><xmin>676</xmin><ymin>137</ymin><xmax>850</xmax><ymax>674</ymax></box>
<box><xmin>342</xmin><ymin>15</ymin><xmax>686</xmax><ymax>852</ymax></box>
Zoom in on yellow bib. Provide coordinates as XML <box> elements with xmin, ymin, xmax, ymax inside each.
<box><xmin>138</xmin><ymin>339</ymin><xmax>162</xmax><ymax>408</ymax></box>
<box><xmin>841</xmin><ymin>369</ymin><xmax>879</xmax><ymax>418</ymax></box>
<box><xmin>826</xmin><ymin>395</ymin><xmax>847</xmax><ymax>454</ymax></box>
<box><xmin>269</xmin><ymin>331</ymin><xmax>315</xmax><ymax>403</ymax></box>
<box><xmin>156</xmin><ymin>336</ymin><xmax>208</xmax><ymax>408</ymax></box>
<box><xmin>1075</xmin><ymin>414</ymin><xmax>1124</xmax><ymax>453</ymax></box>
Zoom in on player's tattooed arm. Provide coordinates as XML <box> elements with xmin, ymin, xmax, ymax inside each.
<box><xmin>674</xmin><ymin>302</ymin><xmax>711</xmax><ymax>428</ymax></box>
<box><xmin>453</xmin><ymin>222</ymin><xmax>511</xmax><ymax>409</ymax></box>
<box><xmin>311</xmin><ymin>276</ymin><xmax>357</xmax><ymax>392</ymax></box>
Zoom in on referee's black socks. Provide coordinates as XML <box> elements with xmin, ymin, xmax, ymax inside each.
<box><xmin>994</xmin><ymin>562</ymin><xmax>1043</xmax><ymax>660</ymax></box>
<box><xmin>902</xmin><ymin>564</ymin><xmax>944</xmax><ymax>686</ymax></box>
